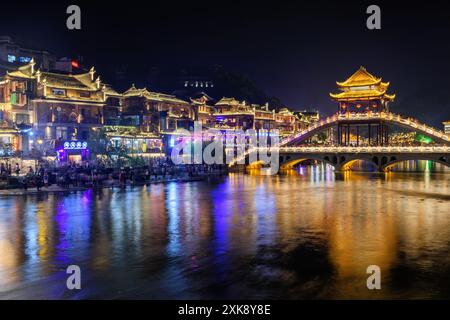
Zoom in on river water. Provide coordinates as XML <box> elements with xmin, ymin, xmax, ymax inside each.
<box><xmin>0</xmin><ymin>162</ymin><xmax>449</xmax><ymax>299</ymax></box>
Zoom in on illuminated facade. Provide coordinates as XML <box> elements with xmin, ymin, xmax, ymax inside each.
<box><xmin>0</xmin><ymin>60</ymin><xmax>121</xmax><ymax>156</ymax></box>
<box><xmin>254</xmin><ymin>103</ymin><xmax>275</xmax><ymax>130</ymax></box>
<box><xmin>330</xmin><ymin>67</ymin><xmax>396</xmax><ymax>146</ymax></box>
<box><xmin>121</xmin><ymin>84</ymin><xmax>194</xmax><ymax>133</ymax></box>
<box><xmin>190</xmin><ymin>93</ymin><xmax>215</xmax><ymax>126</ymax></box>
<box><xmin>1</xmin><ymin>61</ymin><xmax>313</xmax><ymax>159</ymax></box>
<box><xmin>330</xmin><ymin>66</ymin><xmax>395</xmax><ymax>113</ymax></box>
<box><xmin>275</xmin><ymin>108</ymin><xmax>307</xmax><ymax>135</ymax></box>
<box><xmin>444</xmin><ymin>121</ymin><xmax>450</xmax><ymax>135</ymax></box>
<box><xmin>212</xmin><ymin>98</ymin><xmax>309</xmax><ymax>134</ymax></box>
<box><xmin>102</xmin><ymin>85</ymin><xmax>194</xmax><ymax>155</ymax></box>
<box><xmin>213</xmin><ymin>98</ymin><xmax>254</xmax><ymax>131</ymax></box>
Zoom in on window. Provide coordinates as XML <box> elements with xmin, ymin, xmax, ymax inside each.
<box><xmin>45</xmin><ymin>127</ymin><xmax>52</xmax><ymax>139</ymax></box>
<box><xmin>80</xmin><ymin>92</ymin><xmax>90</xmax><ymax>98</ymax></box>
<box><xmin>10</xmin><ymin>93</ymin><xmax>17</xmax><ymax>104</ymax></box>
<box><xmin>15</xmin><ymin>114</ymin><xmax>30</xmax><ymax>124</ymax></box>
<box><xmin>56</xmin><ymin>127</ymin><xmax>68</xmax><ymax>140</ymax></box>
<box><xmin>19</xmin><ymin>56</ymin><xmax>31</xmax><ymax>63</ymax></box>
<box><xmin>52</xmin><ymin>89</ymin><xmax>66</xmax><ymax>96</ymax></box>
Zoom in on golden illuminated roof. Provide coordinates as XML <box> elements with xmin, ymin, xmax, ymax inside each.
<box><xmin>4</xmin><ymin>61</ymin><xmax>122</xmax><ymax>102</ymax></box>
<box><xmin>215</xmin><ymin>97</ymin><xmax>241</xmax><ymax>106</ymax></box>
<box><xmin>102</xmin><ymin>84</ymin><xmax>121</xmax><ymax>97</ymax></box>
<box><xmin>330</xmin><ymin>90</ymin><xmax>396</xmax><ymax>101</ymax></box>
<box><xmin>336</xmin><ymin>66</ymin><xmax>382</xmax><ymax>87</ymax></box>
<box><xmin>6</xmin><ymin>62</ymin><xmax>35</xmax><ymax>79</ymax></box>
<box><xmin>330</xmin><ymin>66</ymin><xmax>395</xmax><ymax>102</ymax></box>
<box><xmin>123</xmin><ymin>84</ymin><xmax>189</xmax><ymax>104</ymax></box>
<box><xmin>41</xmin><ymin>72</ymin><xmax>97</xmax><ymax>90</ymax></box>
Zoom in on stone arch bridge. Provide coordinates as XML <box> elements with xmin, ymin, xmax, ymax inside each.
<box><xmin>278</xmin><ymin>146</ymin><xmax>450</xmax><ymax>172</ymax></box>
<box><xmin>230</xmin><ymin>112</ymin><xmax>450</xmax><ymax>172</ymax></box>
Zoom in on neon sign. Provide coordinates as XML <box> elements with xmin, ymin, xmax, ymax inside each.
<box><xmin>63</xmin><ymin>141</ymin><xmax>88</xmax><ymax>150</ymax></box>
<box><xmin>19</xmin><ymin>56</ymin><xmax>31</xmax><ymax>63</ymax></box>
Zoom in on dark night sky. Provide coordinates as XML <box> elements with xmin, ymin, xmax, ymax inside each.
<box><xmin>1</xmin><ymin>0</ymin><xmax>450</xmax><ymax>126</ymax></box>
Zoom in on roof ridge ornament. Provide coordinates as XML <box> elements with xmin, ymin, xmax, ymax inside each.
<box><xmin>30</xmin><ymin>57</ymin><xmax>36</xmax><ymax>74</ymax></box>
<box><xmin>36</xmin><ymin>69</ymin><xmax>41</xmax><ymax>83</ymax></box>
<box><xmin>89</xmin><ymin>67</ymin><xmax>96</xmax><ymax>81</ymax></box>
<box><xmin>95</xmin><ymin>76</ymin><xmax>101</xmax><ymax>89</ymax></box>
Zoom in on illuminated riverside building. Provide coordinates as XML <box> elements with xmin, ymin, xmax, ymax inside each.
<box><xmin>189</xmin><ymin>93</ymin><xmax>214</xmax><ymax>126</ymax></box>
<box><xmin>275</xmin><ymin>108</ymin><xmax>308</xmax><ymax>135</ymax></box>
<box><xmin>0</xmin><ymin>60</ymin><xmax>121</xmax><ymax>157</ymax></box>
<box><xmin>103</xmin><ymin>85</ymin><xmax>195</xmax><ymax>156</ymax></box>
<box><xmin>120</xmin><ymin>84</ymin><xmax>194</xmax><ymax>132</ymax></box>
<box><xmin>1</xmin><ymin>59</ymin><xmax>312</xmax><ymax>160</ymax></box>
<box><xmin>330</xmin><ymin>66</ymin><xmax>396</xmax><ymax>146</ymax></box>
<box><xmin>254</xmin><ymin>103</ymin><xmax>275</xmax><ymax>130</ymax></box>
<box><xmin>213</xmin><ymin>98</ymin><xmax>255</xmax><ymax>131</ymax></box>
<box><xmin>212</xmin><ymin>97</ymin><xmax>309</xmax><ymax>134</ymax></box>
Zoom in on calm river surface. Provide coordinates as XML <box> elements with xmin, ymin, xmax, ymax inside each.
<box><xmin>0</xmin><ymin>163</ymin><xmax>449</xmax><ymax>299</ymax></box>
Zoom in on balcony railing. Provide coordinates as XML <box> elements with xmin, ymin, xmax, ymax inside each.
<box><xmin>46</xmin><ymin>116</ymin><xmax>101</xmax><ymax>125</ymax></box>
<box><xmin>81</xmin><ymin>117</ymin><xmax>102</xmax><ymax>124</ymax></box>
<box><xmin>104</xmin><ymin>118</ymin><xmax>140</xmax><ymax>126</ymax></box>
<box><xmin>47</xmin><ymin>115</ymin><xmax>76</xmax><ymax>124</ymax></box>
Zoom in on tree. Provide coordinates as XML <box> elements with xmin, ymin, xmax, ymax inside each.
<box><xmin>87</xmin><ymin>128</ymin><xmax>108</xmax><ymax>155</ymax></box>
<box><xmin>0</xmin><ymin>143</ymin><xmax>14</xmax><ymax>157</ymax></box>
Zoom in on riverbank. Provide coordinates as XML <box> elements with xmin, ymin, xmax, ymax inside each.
<box><xmin>0</xmin><ymin>175</ymin><xmax>211</xmax><ymax>196</ymax></box>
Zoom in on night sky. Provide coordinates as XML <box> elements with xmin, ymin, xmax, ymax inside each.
<box><xmin>1</xmin><ymin>0</ymin><xmax>450</xmax><ymax>126</ymax></box>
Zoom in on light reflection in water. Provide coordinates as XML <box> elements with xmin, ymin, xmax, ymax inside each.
<box><xmin>0</xmin><ymin>164</ymin><xmax>449</xmax><ymax>299</ymax></box>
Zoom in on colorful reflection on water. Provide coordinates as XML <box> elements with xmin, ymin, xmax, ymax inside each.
<box><xmin>0</xmin><ymin>164</ymin><xmax>449</xmax><ymax>299</ymax></box>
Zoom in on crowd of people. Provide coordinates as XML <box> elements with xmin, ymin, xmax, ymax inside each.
<box><xmin>0</xmin><ymin>157</ymin><xmax>228</xmax><ymax>190</ymax></box>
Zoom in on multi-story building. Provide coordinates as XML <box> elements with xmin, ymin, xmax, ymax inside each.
<box><xmin>211</xmin><ymin>96</ymin><xmax>312</xmax><ymax>134</ymax></box>
<box><xmin>275</xmin><ymin>108</ymin><xmax>300</xmax><ymax>135</ymax></box>
<box><xmin>1</xmin><ymin>58</ymin><xmax>315</xmax><ymax>161</ymax></box>
<box><xmin>121</xmin><ymin>84</ymin><xmax>194</xmax><ymax>132</ymax></box>
<box><xmin>104</xmin><ymin>85</ymin><xmax>194</xmax><ymax>156</ymax></box>
<box><xmin>0</xmin><ymin>60</ymin><xmax>121</xmax><ymax>160</ymax></box>
<box><xmin>189</xmin><ymin>93</ymin><xmax>215</xmax><ymax>126</ymax></box>
<box><xmin>213</xmin><ymin>98</ymin><xmax>255</xmax><ymax>131</ymax></box>
<box><xmin>254</xmin><ymin>103</ymin><xmax>275</xmax><ymax>130</ymax></box>
<box><xmin>0</xmin><ymin>36</ymin><xmax>56</xmax><ymax>73</ymax></box>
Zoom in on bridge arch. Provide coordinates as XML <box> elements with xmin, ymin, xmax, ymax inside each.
<box><xmin>246</xmin><ymin>160</ymin><xmax>267</xmax><ymax>169</ymax></box>
<box><xmin>280</xmin><ymin>155</ymin><xmax>336</xmax><ymax>170</ymax></box>
<box><xmin>382</xmin><ymin>156</ymin><xmax>450</xmax><ymax>172</ymax></box>
<box><xmin>337</xmin><ymin>158</ymin><xmax>380</xmax><ymax>171</ymax></box>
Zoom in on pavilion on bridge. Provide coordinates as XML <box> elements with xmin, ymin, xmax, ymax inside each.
<box><xmin>330</xmin><ymin>66</ymin><xmax>396</xmax><ymax>146</ymax></box>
